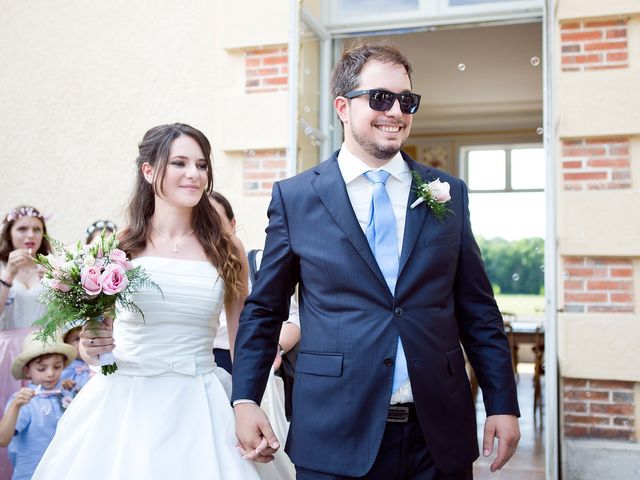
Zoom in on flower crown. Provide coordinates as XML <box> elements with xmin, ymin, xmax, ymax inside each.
<box><xmin>85</xmin><ymin>220</ymin><xmax>118</xmax><ymax>238</ymax></box>
<box><xmin>5</xmin><ymin>207</ymin><xmax>45</xmax><ymax>223</ymax></box>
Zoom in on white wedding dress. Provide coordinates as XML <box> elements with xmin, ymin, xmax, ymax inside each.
<box><xmin>33</xmin><ymin>257</ymin><xmax>267</xmax><ymax>479</ymax></box>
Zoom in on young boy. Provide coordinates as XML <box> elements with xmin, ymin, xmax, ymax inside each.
<box><xmin>0</xmin><ymin>332</ymin><xmax>75</xmax><ymax>480</ymax></box>
<box><xmin>60</xmin><ymin>322</ymin><xmax>93</xmax><ymax>394</ymax></box>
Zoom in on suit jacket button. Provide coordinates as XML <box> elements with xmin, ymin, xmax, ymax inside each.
<box><xmin>384</xmin><ymin>357</ymin><xmax>393</xmax><ymax>367</ymax></box>
<box><xmin>394</xmin><ymin>307</ymin><xmax>403</xmax><ymax>317</ymax></box>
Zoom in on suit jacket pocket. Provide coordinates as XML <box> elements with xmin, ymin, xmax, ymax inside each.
<box><xmin>296</xmin><ymin>352</ymin><xmax>343</xmax><ymax>377</ymax></box>
<box><xmin>423</xmin><ymin>233</ymin><xmax>460</xmax><ymax>248</ymax></box>
<box><xmin>446</xmin><ymin>347</ymin><xmax>465</xmax><ymax>376</ymax></box>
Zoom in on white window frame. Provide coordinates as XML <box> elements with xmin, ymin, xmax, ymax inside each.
<box><xmin>460</xmin><ymin>143</ymin><xmax>545</xmax><ymax>193</ymax></box>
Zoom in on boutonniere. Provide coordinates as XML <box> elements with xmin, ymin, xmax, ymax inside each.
<box><xmin>410</xmin><ymin>171</ymin><xmax>453</xmax><ymax>221</ymax></box>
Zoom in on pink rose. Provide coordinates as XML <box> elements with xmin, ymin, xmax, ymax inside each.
<box><xmin>100</xmin><ymin>264</ymin><xmax>128</xmax><ymax>295</ymax></box>
<box><xmin>81</xmin><ymin>266</ymin><xmax>102</xmax><ymax>296</ymax></box>
<box><xmin>109</xmin><ymin>249</ymin><xmax>132</xmax><ymax>270</ymax></box>
<box><xmin>429</xmin><ymin>179</ymin><xmax>451</xmax><ymax>203</ymax></box>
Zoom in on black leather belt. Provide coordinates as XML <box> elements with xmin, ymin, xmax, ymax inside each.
<box><xmin>387</xmin><ymin>403</ymin><xmax>417</xmax><ymax>423</ymax></box>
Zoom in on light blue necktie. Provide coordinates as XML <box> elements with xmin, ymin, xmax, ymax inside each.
<box><xmin>364</xmin><ymin>170</ymin><xmax>409</xmax><ymax>395</ymax></box>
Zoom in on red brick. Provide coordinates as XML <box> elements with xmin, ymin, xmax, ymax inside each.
<box><xmin>564</xmin><ymin>268</ymin><xmax>607</xmax><ymax>278</ymax></box>
<box><xmin>563</xmin><ymin>147</ymin><xmax>606</xmax><ymax>157</ymax></box>
<box><xmin>610</xmin><ymin>293</ymin><xmax>633</xmax><ymax>304</ymax></box>
<box><xmin>590</xmin><ymin>403</ymin><xmax>635</xmax><ymax>416</ymax></box>
<box><xmin>609</xmin><ymin>145</ymin><xmax>629</xmax><ymax>155</ymax></box>
<box><xmin>564</xmin><ymin>257</ymin><xmax>587</xmax><ymax>266</ymax></box>
<box><xmin>589</xmin><ymin>427</ymin><xmax>634</xmax><ymax>440</ymax></box>
<box><xmin>264</xmin><ymin>76</ymin><xmax>288</xmax><ymax>86</ymax></box>
<box><xmin>588</xmin><ymin>305</ymin><xmax>634</xmax><ymax>313</ymax></box>
<box><xmin>587</xmin><ymin>280</ymin><xmax>632</xmax><ymax>290</ymax></box>
<box><xmin>562</xmin><ymin>161</ymin><xmax>583</xmax><ymax>169</ymax></box>
<box><xmin>587</xmin><ymin>159</ymin><xmax>629</xmax><ymax>168</ymax></box>
<box><xmin>612</xmin><ymin>171</ymin><xmax>631</xmax><ymax>180</ymax></box>
<box><xmin>584</xmin><ymin>41</ymin><xmax>628</xmax><ymax>52</ymax></box>
<box><xmin>564</xmin><ymin>402</ymin><xmax>588</xmax><ymax>413</ymax></box>
<box><xmin>244</xmin><ymin>170</ymin><xmax>282</xmax><ymax>180</ymax></box>
<box><xmin>564</xmin><ymin>391</ymin><xmax>609</xmax><ymax>402</ymax></box>
<box><xmin>606</xmin><ymin>29</ymin><xmax>627</xmax><ymax>39</ymax></box>
<box><xmin>613</xmin><ymin>418</ymin><xmax>634</xmax><ymax>427</ymax></box>
<box><xmin>562</xmin><ymin>139</ymin><xmax>584</xmax><ymax>146</ymax></box>
<box><xmin>564</xmin><ymin>378</ymin><xmax>588</xmax><ymax>388</ymax></box>
<box><xmin>564</xmin><ymin>425</ymin><xmax>589</xmax><ymax>436</ymax></box>
<box><xmin>585</xmin><ymin>64</ymin><xmax>628</xmax><ymax>71</ymax></box>
<box><xmin>585</xmin><ymin>19</ymin><xmax>627</xmax><ymax>28</ymax></box>
<box><xmin>607</xmin><ymin>52</ymin><xmax>628</xmax><ymax>62</ymax></box>
<box><xmin>564</xmin><ymin>280</ymin><xmax>585</xmax><ymax>290</ymax></box>
<box><xmin>565</xmin><ymin>414</ymin><xmax>610</xmax><ymax>425</ymax></box>
<box><xmin>562</xmin><ymin>45</ymin><xmax>581</xmax><ymax>53</ymax></box>
<box><xmin>611</xmin><ymin>268</ymin><xmax>633</xmax><ymax>278</ymax></box>
<box><xmin>247</xmin><ymin>67</ymin><xmax>279</xmax><ymax>77</ymax></box>
<box><xmin>563</xmin><ymin>172</ymin><xmax>607</xmax><ymax>181</ymax></box>
<box><xmin>263</xmin><ymin>160</ymin><xmax>287</xmax><ymax>169</ymax></box>
<box><xmin>563</xmin><ymin>54</ymin><xmax>603</xmax><ymax>64</ymax></box>
<box><xmin>245</xmin><ymin>58</ymin><xmax>260</xmax><ymax>67</ymax></box>
<box><xmin>263</xmin><ymin>55</ymin><xmax>288</xmax><ymax>66</ymax></box>
<box><xmin>562</xmin><ymin>66</ymin><xmax>581</xmax><ymax>72</ymax></box>
<box><xmin>561</xmin><ymin>22</ymin><xmax>581</xmax><ymax>30</ymax></box>
<box><xmin>561</xmin><ymin>31</ymin><xmax>603</xmax><ymax>42</ymax></box>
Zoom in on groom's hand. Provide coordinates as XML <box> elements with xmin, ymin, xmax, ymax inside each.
<box><xmin>234</xmin><ymin>402</ymin><xmax>280</xmax><ymax>463</ymax></box>
<box><xmin>482</xmin><ymin>414</ymin><xmax>520</xmax><ymax>472</ymax></box>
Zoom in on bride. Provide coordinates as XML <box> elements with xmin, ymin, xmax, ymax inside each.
<box><xmin>33</xmin><ymin>123</ymin><xmax>268</xmax><ymax>479</ymax></box>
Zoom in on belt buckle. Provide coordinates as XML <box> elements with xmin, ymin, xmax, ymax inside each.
<box><xmin>387</xmin><ymin>405</ymin><xmax>410</xmax><ymax>423</ymax></box>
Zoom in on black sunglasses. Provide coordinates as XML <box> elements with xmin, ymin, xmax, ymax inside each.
<box><xmin>343</xmin><ymin>89</ymin><xmax>421</xmax><ymax>114</ymax></box>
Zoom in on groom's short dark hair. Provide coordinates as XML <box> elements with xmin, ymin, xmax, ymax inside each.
<box><xmin>330</xmin><ymin>40</ymin><xmax>414</xmax><ymax>99</ymax></box>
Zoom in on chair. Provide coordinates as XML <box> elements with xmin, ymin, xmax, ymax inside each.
<box><xmin>501</xmin><ymin>312</ymin><xmax>519</xmax><ymax>379</ymax></box>
<box><xmin>532</xmin><ymin>324</ymin><xmax>545</xmax><ymax>424</ymax></box>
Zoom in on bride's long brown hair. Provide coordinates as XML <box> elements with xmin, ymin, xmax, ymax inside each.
<box><xmin>118</xmin><ymin>123</ymin><xmax>243</xmax><ymax>305</ymax></box>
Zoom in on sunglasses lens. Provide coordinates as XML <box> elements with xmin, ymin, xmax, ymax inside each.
<box><xmin>367</xmin><ymin>90</ymin><xmax>420</xmax><ymax>114</ymax></box>
<box><xmin>368</xmin><ymin>90</ymin><xmax>395</xmax><ymax>111</ymax></box>
<box><xmin>398</xmin><ymin>94</ymin><xmax>419</xmax><ymax>114</ymax></box>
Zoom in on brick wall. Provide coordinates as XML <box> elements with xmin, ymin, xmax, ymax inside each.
<box><xmin>561</xmin><ymin>18</ymin><xmax>629</xmax><ymax>72</ymax></box>
<box><xmin>563</xmin><ymin>257</ymin><xmax>634</xmax><ymax>313</ymax></box>
<box><xmin>245</xmin><ymin>46</ymin><xmax>288</xmax><ymax>94</ymax></box>
<box><xmin>243</xmin><ymin>149</ymin><xmax>287</xmax><ymax>196</ymax></box>
<box><xmin>564</xmin><ymin>378</ymin><xmax>636</xmax><ymax>441</ymax></box>
<box><xmin>561</xmin><ymin>137</ymin><xmax>631</xmax><ymax>191</ymax></box>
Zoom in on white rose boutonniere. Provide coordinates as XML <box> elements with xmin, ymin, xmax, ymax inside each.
<box><xmin>410</xmin><ymin>171</ymin><xmax>453</xmax><ymax>222</ymax></box>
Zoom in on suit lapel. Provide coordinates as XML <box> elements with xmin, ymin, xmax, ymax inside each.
<box><xmin>312</xmin><ymin>155</ymin><xmax>390</xmax><ymax>294</ymax></box>
<box><xmin>398</xmin><ymin>155</ymin><xmax>430</xmax><ymax>278</ymax></box>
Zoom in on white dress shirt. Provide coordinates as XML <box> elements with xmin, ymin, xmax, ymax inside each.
<box><xmin>337</xmin><ymin>144</ymin><xmax>414</xmax><ymax>404</ymax></box>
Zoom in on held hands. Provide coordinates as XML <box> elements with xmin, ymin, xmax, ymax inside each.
<box><xmin>482</xmin><ymin>414</ymin><xmax>521</xmax><ymax>472</ymax></box>
<box><xmin>80</xmin><ymin>317</ymin><xmax>115</xmax><ymax>364</ymax></box>
<box><xmin>234</xmin><ymin>402</ymin><xmax>280</xmax><ymax>463</ymax></box>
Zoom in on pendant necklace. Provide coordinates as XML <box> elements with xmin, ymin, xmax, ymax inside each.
<box><xmin>151</xmin><ymin>224</ymin><xmax>194</xmax><ymax>253</ymax></box>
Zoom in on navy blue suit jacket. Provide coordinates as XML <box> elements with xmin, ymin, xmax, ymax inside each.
<box><xmin>231</xmin><ymin>151</ymin><xmax>519</xmax><ymax>476</ymax></box>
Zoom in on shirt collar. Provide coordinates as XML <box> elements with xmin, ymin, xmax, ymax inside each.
<box><xmin>337</xmin><ymin>143</ymin><xmax>410</xmax><ymax>185</ymax></box>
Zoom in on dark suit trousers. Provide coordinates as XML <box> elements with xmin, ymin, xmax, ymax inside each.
<box><xmin>295</xmin><ymin>416</ymin><xmax>473</xmax><ymax>480</ymax></box>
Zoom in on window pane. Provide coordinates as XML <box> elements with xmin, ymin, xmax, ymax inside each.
<box><xmin>339</xmin><ymin>0</ymin><xmax>418</xmax><ymax>17</ymax></box>
<box><xmin>511</xmin><ymin>148</ymin><xmax>545</xmax><ymax>190</ymax></box>
<box><xmin>468</xmin><ymin>149</ymin><xmax>506</xmax><ymax>190</ymax></box>
<box><xmin>469</xmin><ymin>191</ymin><xmax>545</xmax><ymax>240</ymax></box>
<box><xmin>449</xmin><ymin>0</ymin><xmax>521</xmax><ymax>6</ymax></box>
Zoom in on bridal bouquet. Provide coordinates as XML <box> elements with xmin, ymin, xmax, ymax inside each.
<box><xmin>34</xmin><ymin>233</ymin><xmax>160</xmax><ymax>374</ymax></box>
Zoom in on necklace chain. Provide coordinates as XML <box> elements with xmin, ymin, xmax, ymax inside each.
<box><xmin>151</xmin><ymin>224</ymin><xmax>194</xmax><ymax>253</ymax></box>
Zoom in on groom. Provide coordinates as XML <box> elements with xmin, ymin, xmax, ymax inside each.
<box><xmin>232</xmin><ymin>41</ymin><xmax>520</xmax><ymax>479</ymax></box>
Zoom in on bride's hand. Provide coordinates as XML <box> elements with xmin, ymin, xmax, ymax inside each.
<box><xmin>80</xmin><ymin>317</ymin><xmax>115</xmax><ymax>364</ymax></box>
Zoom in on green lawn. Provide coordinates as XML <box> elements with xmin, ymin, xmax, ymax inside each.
<box><xmin>494</xmin><ymin>294</ymin><xmax>545</xmax><ymax>317</ymax></box>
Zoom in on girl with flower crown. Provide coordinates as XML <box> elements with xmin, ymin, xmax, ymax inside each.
<box><xmin>0</xmin><ymin>205</ymin><xmax>52</xmax><ymax>479</ymax></box>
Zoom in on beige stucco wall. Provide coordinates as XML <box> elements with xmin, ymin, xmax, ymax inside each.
<box><xmin>0</xmin><ymin>0</ymin><xmax>291</xmax><ymax>251</ymax></box>
<box><xmin>556</xmin><ymin>4</ymin><xmax>640</xmax><ymax>383</ymax></box>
